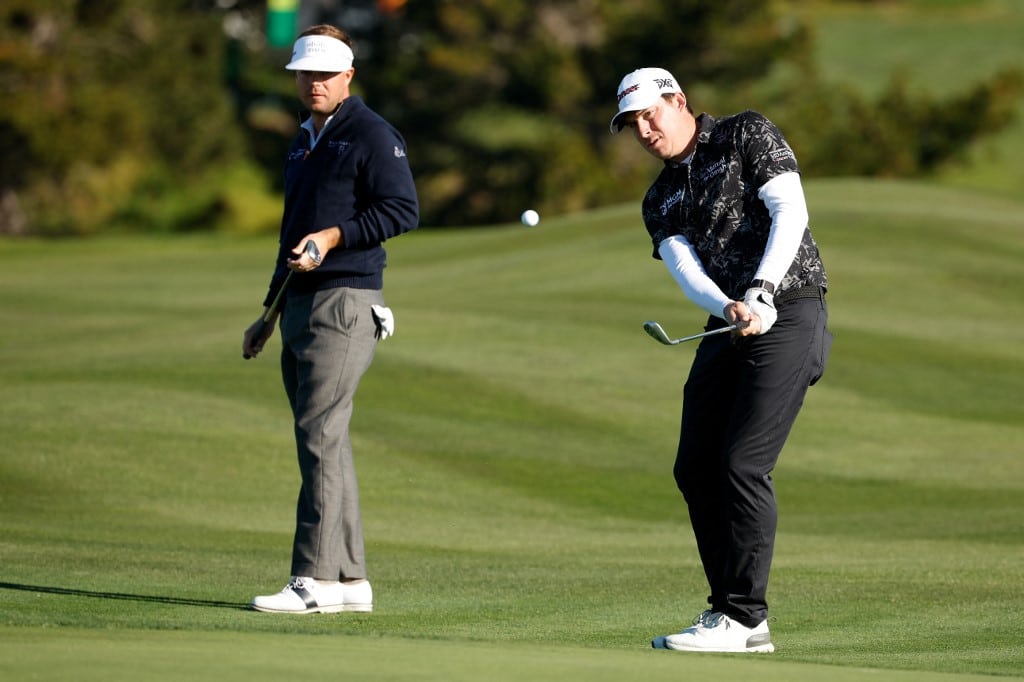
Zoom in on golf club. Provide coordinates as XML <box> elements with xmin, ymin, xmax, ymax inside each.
<box><xmin>643</xmin><ymin>320</ymin><xmax>737</xmax><ymax>346</ymax></box>
<box><xmin>244</xmin><ymin>240</ymin><xmax>319</xmax><ymax>359</ymax></box>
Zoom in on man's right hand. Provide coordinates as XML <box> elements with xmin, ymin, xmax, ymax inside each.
<box><xmin>723</xmin><ymin>300</ymin><xmax>762</xmax><ymax>337</ymax></box>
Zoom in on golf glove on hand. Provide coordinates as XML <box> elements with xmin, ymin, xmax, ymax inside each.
<box><xmin>371</xmin><ymin>305</ymin><xmax>395</xmax><ymax>340</ymax></box>
<box><xmin>743</xmin><ymin>287</ymin><xmax>777</xmax><ymax>334</ymax></box>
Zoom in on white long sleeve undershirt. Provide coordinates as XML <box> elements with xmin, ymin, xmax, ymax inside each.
<box><xmin>656</xmin><ymin>171</ymin><xmax>809</xmax><ymax>320</ymax></box>
<box><xmin>658</xmin><ymin>235</ymin><xmax>732</xmax><ymax>319</ymax></box>
<box><xmin>753</xmin><ymin>171</ymin><xmax>809</xmax><ymax>285</ymax></box>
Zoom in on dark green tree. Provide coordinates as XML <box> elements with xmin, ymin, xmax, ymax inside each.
<box><xmin>0</xmin><ymin>1</ymin><xmax>1018</xmax><ymax>235</ymax></box>
<box><xmin>0</xmin><ymin>0</ymin><xmax>243</xmax><ymax>234</ymax></box>
<box><xmin>359</xmin><ymin>0</ymin><xmax>811</xmax><ymax>226</ymax></box>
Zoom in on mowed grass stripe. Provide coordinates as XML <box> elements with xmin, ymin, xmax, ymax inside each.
<box><xmin>0</xmin><ymin>179</ymin><xmax>1022</xmax><ymax>679</ymax></box>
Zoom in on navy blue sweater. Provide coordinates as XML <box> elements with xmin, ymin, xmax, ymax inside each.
<box><xmin>263</xmin><ymin>96</ymin><xmax>419</xmax><ymax>308</ymax></box>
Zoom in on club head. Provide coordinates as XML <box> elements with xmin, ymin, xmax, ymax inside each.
<box><xmin>304</xmin><ymin>239</ymin><xmax>321</xmax><ymax>263</ymax></box>
<box><xmin>643</xmin><ymin>320</ymin><xmax>677</xmax><ymax>345</ymax></box>
<box><xmin>643</xmin><ymin>320</ymin><xmax>739</xmax><ymax>346</ymax></box>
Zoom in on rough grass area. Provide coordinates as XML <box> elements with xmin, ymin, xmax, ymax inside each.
<box><xmin>805</xmin><ymin>0</ymin><xmax>1024</xmax><ymax>197</ymax></box>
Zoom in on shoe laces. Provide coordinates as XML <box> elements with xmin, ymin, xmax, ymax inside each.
<box><xmin>704</xmin><ymin>612</ymin><xmax>730</xmax><ymax>629</ymax></box>
<box><xmin>692</xmin><ymin>609</ymin><xmax>717</xmax><ymax>627</ymax></box>
<box><xmin>285</xmin><ymin>576</ymin><xmax>310</xmax><ymax>591</ymax></box>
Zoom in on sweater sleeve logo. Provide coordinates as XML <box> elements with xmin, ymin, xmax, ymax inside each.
<box><xmin>394</xmin><ymin>146</ymin><xmax>407</xmax><ymax>158</ymax></box>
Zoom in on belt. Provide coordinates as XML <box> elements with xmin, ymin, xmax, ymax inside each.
<box><xmin>775</xmin><ymin>285</ymin><xmax>825</xmax><ymax>305</ymax></box>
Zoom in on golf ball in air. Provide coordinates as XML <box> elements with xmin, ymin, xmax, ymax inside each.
<box><xmin>521</xmin><ymin>209</ymin><xmax>540</xmax><ymax>227</ymax></box>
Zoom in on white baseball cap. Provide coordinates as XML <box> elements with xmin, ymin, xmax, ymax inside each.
<box><xmin>609</xmin><ymin>67</ymin><xmax>683</xmax><ymax>134</ymax></box>
<box><xmin>285</xmin><ymin>35</ymin><xmax>354</xmax><ymax>72</ymax></box>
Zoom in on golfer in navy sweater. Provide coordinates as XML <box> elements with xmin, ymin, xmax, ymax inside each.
<box><xmin>244</xmin><ymin>24</ymin><xmax>419</xmax><ymax>614</ymax></box>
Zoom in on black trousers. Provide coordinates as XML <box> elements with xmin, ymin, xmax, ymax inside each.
<box><xmin>673</xmin><ymin>290</ymin><xmax>831</xmax><ymax>628</ymax></box>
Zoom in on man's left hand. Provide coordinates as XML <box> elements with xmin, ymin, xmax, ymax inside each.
<box><xmin>742</xmin><ymin>286</ymin><xmax>777</xmax><ymax>335</ymax></box>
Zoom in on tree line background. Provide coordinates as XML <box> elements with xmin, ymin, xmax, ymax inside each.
<box><xmin>1</xmin><ymin>0</ymin><xmax>1020</xmax><ymax>236</ymax></box>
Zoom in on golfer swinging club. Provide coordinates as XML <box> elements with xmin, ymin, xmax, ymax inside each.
<box><xmin>610</xmin><ymin>68</ymin><xmax>831</xmax><ymax>652</ymax></box>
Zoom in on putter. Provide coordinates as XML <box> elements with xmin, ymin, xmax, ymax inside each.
<box><xmin>643</xmin><ymin>320</ymin><xmax>737</xmax><ymax>346</ymax></box>
<box><xmin>244</xmin><ymin>240</ymin><xmax>319</xmax><ymax>359</ymax></box>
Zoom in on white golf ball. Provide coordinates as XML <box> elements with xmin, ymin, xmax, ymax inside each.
<box><xmin>521</xmin><ymin>209</ymin><xmax>539</xmax><ymax>227</ymax></box>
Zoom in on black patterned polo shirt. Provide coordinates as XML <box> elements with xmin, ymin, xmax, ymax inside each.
<box><xmin>641</xmin><ymin>111</ymin><xmax>827</xmax><ymax>300</ymax></box>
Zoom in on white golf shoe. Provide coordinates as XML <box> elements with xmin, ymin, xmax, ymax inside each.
<box><xmin>653</xmin><ymin>611</ymin><xmax>774</xmax><ymax>653</ymax></box>
<box><xmin>250</xmin><ymin>576</ymin><xmax>373</xmax><ymax>614</ymax></box>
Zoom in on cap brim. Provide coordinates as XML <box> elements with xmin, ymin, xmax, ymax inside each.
<box><xmin>610</xmin><ymin>90</ymin><xmax>679</xmax><ymax>134</ymax></box>
<box><xmin>609</xmin><ymin>111</ymin><xmax>633</xmax><ymax>134</ymax></box>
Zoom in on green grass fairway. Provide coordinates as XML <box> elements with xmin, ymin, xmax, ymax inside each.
<box><xmin>1</xmin><ymin>179</ymin><xmax>1023</xmax><ymax>680</ymax></box>
<box><xmin>0</xmin><ymin>627</ymin><xmax>1015</xmax><ymax>682</ymax></box>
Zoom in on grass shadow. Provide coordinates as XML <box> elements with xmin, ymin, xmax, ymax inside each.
<box><xmin>0</xmin><ymin>582</ymin><xmax>248</xmax><ymax>610</ymax></box>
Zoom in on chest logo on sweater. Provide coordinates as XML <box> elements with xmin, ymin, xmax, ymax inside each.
<box><xmin>328</xmin><ymin>140</ymin><xmax>351</xmax><ymax>156</ymax></box>
<box><xmin>660</xmin><ymin>188</ymin><xmax>684</xmax><ymax>216</ymax></box>
<box><xmin>697</xmin><ymin>158</ymin><xmax>727</xmax><ymax>184</ymax></box>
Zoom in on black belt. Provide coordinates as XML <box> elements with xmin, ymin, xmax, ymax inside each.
<box><xmin>776</xmin><ymin>285</ymin><xmax>825</xmax><ymax>305</ymax></box>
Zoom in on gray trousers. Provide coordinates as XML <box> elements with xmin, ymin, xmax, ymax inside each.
<box><xmin>674</xmin><ymin>291</ymin><xmax>831</xmax><ymax>627</ymax></box>
<box><xmin>279</xmin><ymin>286</ymin><xmax>383</xmax><ymax>581</ymax></box>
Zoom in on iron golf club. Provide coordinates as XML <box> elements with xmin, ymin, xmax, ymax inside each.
<box><xmin>244</xmin><ymin>240</ymin><xmax>319</xmax><ymax>359</ymax></box>
<box><xmin>643</xmin><ymin>320</ymin><xmax>737</xmax><ymax>346</ymax></box>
